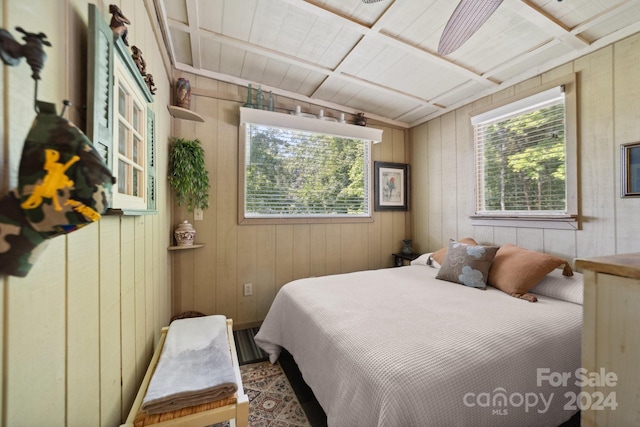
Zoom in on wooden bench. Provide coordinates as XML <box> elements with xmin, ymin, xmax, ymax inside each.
<box><xmin>121</xmin><ymin>319</ymin><xmax>249</xmax><ymax>427</ymax></box>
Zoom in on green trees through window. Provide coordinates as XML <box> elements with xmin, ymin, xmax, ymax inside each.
<box><xmin>244</xmin><ymin>124</ymin><xmax>370</xmax><ymax>217</ymax></box>
<box><xmin>475</xmin><ymin>96</ymin><xmax>566</xmax><ymax>214</ymax></box>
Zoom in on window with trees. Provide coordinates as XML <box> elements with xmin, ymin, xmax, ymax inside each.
<box><xmin>239</xmin><ymin>108</ymin><xmax>382</xmax><ymax>223</ymax></box>
<box><xmin>471</xmin><ymin>79</ymin><xmax>578</xmax><ymax>226</ymax></box>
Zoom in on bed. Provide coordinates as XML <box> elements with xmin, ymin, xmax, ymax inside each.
<box><xmin>254</xmin><ymin>249</ymin><xmax>583</xmax><ymax>427</ymax></box>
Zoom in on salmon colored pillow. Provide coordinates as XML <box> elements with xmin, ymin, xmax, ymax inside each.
<box><xmin>488</xmin><ymin>244</ymin><xmax>573</xmax><ymax>302</ymax></box>
<box><xmin>431</xmin><ymin>237</ymin><xmax>478</xmax><ymax>265</ymax></box>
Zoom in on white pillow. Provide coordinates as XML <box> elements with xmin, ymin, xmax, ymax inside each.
<box><xmin>530</xmin><ymin>269</ymin><xmax>583</xmax><ymax>305</ymax></box>
<box><xmin>410</xmin><ymin>253</ymin><xmax>441</xmax><ymax>268</ymax></box>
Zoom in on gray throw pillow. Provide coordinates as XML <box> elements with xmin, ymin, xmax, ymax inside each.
<box><xmin>435</xmin><ymin>240</ymin><xmax>498</xmax><ymax>289</ymax></box>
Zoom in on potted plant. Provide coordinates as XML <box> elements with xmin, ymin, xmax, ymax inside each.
<box><xmin>168</xmin><ymin>137</ymin><xmax>211</xmax><ymax>212</ymax></box>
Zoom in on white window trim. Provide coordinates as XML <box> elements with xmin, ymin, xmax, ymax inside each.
<box><xmin>238</xmin><ymin>107</ymin><xmax>382</xmax><ymax>225</ymax></box>
<box><xmin>469</xmin><ymin>74</ymin><xmax>578</xmax><ymax>229</ymax></box>
<box><xmin>112</xmin><ymin>59</ymin><xmax>147</xmax><ymax>211</ymax></box>
<box><xmin>239</xmin><ymin>107</ymin><xmax>383</xmax><ymax>142</ymax></box>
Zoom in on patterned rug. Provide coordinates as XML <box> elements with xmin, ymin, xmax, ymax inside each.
<box><xmin>214</xmin><ymin>360</ymin><xmax>311</xmax><ymax>427</ymax></box>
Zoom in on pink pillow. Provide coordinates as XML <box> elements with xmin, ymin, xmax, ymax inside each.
<box><xmin>488</xmin><ymin>244</ymin><xmax>573</xmax><ymax>302</ymax></box>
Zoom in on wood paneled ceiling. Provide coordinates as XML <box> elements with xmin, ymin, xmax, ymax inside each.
<box><xmin>154</xmin><ymin>0</ymin><xmax>640</xmax><ymax>128</ymax></box>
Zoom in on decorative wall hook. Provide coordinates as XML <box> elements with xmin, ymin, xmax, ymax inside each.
<box><xmin>60</xmin><ymin>100</ymin><xmax>72</xmax><ymax>117</ymax></box>
<box><xmin>0</xmin><ymin>26</ymin><xmax>50</xmax><ymax>80</ymax></box>
<box><xmin>0</xmin><ymin>26</ymin><xmax>51</xmax><ymax>112</ymax></box>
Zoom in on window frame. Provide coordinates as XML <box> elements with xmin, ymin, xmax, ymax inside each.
<box><xmin>237</xmin><ymin>107</ymin><xmax>382</xmax><ymax>225</ymax></box>
<box><xmin>469</xmin><ymin>75</ymin><xmax>578</xmax><ymax>230</ymax></box>
<box><xmin>113</xmin><ymin>58</ymin><xmax>148</xmax><ymax>210</ymax></box>
<box><xmin>86</xmin><ymin>4</ymin><xmax>156</xmax><ymax>215</ymax></box>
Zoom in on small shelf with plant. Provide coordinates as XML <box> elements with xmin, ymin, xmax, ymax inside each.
<box><xmin>168</xmin><ymin>137</ymin><xmax>211</xmax><ymax>249</ymax></box>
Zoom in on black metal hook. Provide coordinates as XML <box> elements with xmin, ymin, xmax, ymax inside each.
<box><xmin>0</xmin><ymin>26</ymin><xmax>51</xmax><ymax>112</ymax></box>
<box><xmin>60</xmin><ymin>100</ymin><xmax>72</xmax><ymax>117</ymax></box>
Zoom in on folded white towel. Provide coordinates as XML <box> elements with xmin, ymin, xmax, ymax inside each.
<box><xmin>141</xmin><ymin>315</ymin><xmax>238</xmax><ymax>414</ymax></box>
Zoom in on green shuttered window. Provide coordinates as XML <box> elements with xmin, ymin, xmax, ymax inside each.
<box><xmin>87</xmin><ymin>4</ymin><xmax>156</xmax><ymax>214</ymax></box>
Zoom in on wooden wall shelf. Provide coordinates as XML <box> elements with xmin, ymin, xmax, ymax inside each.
<box><xmin>167</xmin><ymin>105</ymin><xmax>204</xmax><ymax>122</ymax></box>
<box><xmin>168</xmin><ymin>244</ymin><xmax>205</xmax><ymax>251</ymax></box>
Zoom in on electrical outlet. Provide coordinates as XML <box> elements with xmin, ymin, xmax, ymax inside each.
<box><xmin>194</xmin><ymin>208</ymin><xmax>203</xmax><ymax>221</ymax></box>
<box><xmin>243</xmin><ymin>283</ymin><xmax>253</xmax><ymax>296</ymax></box>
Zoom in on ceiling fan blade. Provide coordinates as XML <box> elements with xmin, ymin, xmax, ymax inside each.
<box><xmin>438</xmin><ymin>0</ymin><xmax>503</xmax><ymax>56</ymax></box>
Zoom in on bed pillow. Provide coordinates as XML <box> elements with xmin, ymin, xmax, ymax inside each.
<box><xmin>435</xmin><ymin>240</ymin><xmax>498</xmax><ymax>289</ymax></box>
<box><xmin>487</xmin><ymin>244</ymin><xmax>573</xmax><ymax>302</ymax></box>
<box><xmin>530</xmin><ymin>269</ymin><xmax>583</xmax><ymax>305</ymax></box>
<box><xmin>410</xmin><ymin>253</ymin><xmax>440</xmax><ymax>267</ymax></box>
<box><xmin>431</xmin><ymin>237</ymin><xmax>478</xmax><ymax>265</ymax></box>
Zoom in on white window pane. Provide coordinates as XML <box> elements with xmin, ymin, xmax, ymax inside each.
<box><xmin>133</xmin><ymin>137</ymin><xmax>140</xmax><ymax>164</ymax></box>
<box><xmin>118</xmin><ymin>160</ymin><xmax>128</xmax><ymax>194</ymax></box>
<box><xmin>133</xmin><ymin>104</ymin><xmax>141</xmax><ymax>132</ymax></box>
<box><xmin>133</xmin><ymin>168</ymin><xmax>139</xmax><ymax>197</ymax></box>
<box><xmin>119</xmin><ymin>121</ymin><xmax>127</xmax><ymax>155</ymax></box>
<box><xmin>118</xmin><ymin>84</ymin><xmax>127</xmax><ymax>117</ymax></box>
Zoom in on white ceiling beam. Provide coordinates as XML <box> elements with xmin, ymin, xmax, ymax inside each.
<box><xmin>481</xmin><ymin>38</ymin><xmax>563</xmax><ymax>80</ymax></box>
<box><xmin>506</xmin><ymin>0</ymin><xmax>590</xmax><ymax>50</ymax></box>
<box><xmin>185</xmin><ymin>0</ymin><xmax>201</xmax><ymax>69</ymax></box>
<box><xmin>309</xmin><ymin>1</ymin><xmax>449</xmax><ymax>114</ymax></box>
<box><xmin>152</xmin><ymin>0</ymin><xmax>177</xmax><ymax>68</ymax></box>
<box><xmin>172</xmin><ymin>62</ymin><xmax>412</xmax><ymax>128</ymax></box>
<box><xmin>171</xmin><ymin>22</ymin><xmax>334</xmax><ymax>74</ymax></box>
<box><xmin>570</xmin><ymin>0</ymin><xmax>637</xmax><ymax>35</ymax></box>
<box><xmin>159</xmin><ymin>0</ymin><xmax>640</xmax><ymax>128</ymax></box>
<box><xmin>168</xmin><ymin>20</ymin><xmax>445</xmax><ymax>112</ymax></box>
<box><xmin>173</xmin><ymin>0</ymin><xmax>498</xmax><ymax>123</ymax></box>
<box><xmin>284</xmin><ymin>0</ymin><xmax>499</xmax><ymax>87</ymax></box>
<box><xmin>450</xmin><ymin>0</ymin><xmax>624</xmax><ymax>83</ymax></box>
<box><xmin>411</xmin><ymin>18</ymin><xmax>640</xmax><ymax>127</ymax></box>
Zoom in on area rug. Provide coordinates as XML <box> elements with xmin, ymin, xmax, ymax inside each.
<box><xmin>214</xmin><ymin>360</ymin><xmax>311</xmax><ymax>427</ymax></box>
<box><xmin>234</xmin><ymin>327</ymin><xmax>270</xmax><ymax>365</ymax></box>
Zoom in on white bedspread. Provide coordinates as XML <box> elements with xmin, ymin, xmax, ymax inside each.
<box><xmin>141</xmin><ymin>315</ymin><xmax>238</xmax><ymax>414</ymax></box>
<box><xmin>255</xmin><ymin>265</ymin><xmax>582</xmax><ymax>427</ymax></box>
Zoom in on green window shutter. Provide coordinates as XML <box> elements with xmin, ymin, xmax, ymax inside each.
<box><xmin>87</xmin><ymin>4</ymin><xmax>114</xmax><ymax>170</ymax></box>
<box><xmin>147</xmin><ymin>108</ymin><xmax>157</xmax><ymax>210</ymax></box>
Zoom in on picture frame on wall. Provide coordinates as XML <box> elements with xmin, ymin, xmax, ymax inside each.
<box><xmin>374</xmin><ymin>161</ymin><xmax>410</xmax><ymax>211</ymax></box>
<box><xmin>621</xmin><ymin>142</ymin><xmax>640</xmax><ymax>197</ymax></box>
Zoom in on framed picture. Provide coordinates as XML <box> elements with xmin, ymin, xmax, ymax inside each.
<box><xmin>622</xmin><ymin>142</ymin><xmax>640</xmax><ymax>197</ymax></box>
<box><xmin>374</xmin><ymin>161</ymin><xmax>409</xmax><ymax>211</ymax></box>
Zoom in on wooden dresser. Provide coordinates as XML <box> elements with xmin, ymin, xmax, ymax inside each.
<box><xmin>576</xmin><ymin>253</ymin><xmax>640</xmax><ymax>426</ymax></box>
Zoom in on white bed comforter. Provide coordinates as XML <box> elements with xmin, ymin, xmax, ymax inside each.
<box><xmin>255</xmin><ymin>265</ymin><xmax>582</xmax><ymax>427</ymax></box>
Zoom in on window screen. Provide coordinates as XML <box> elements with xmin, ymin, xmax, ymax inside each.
<box><xmin>243</xmin><ymin>123</ymin><xmax>371</xmax><ymax>218</ymax></box>
<box><xmin>473</xmin><ymin>87</ymin><xmax>567</xmax><ymax>214</ymax></box>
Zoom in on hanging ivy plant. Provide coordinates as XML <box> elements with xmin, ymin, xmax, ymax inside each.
<box><xmin>168</xmin><ymin>137</ymin><xmax>210</xmax><ymax>212</ymax></box>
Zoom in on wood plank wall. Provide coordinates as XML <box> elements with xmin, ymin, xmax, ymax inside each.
<box><xmin>171</xmin><ymin>76</ymin><xmax>411</xmax><ymax>326</ymax></box>
<box><xmin>410</xmin><ymin>33</ymin><xmax>640</xmax><ymax>262</ymax></box>
<box><xmin>1</xmin><ymin>1</ymin><xmax>173</xmax><ymax>425</ymax></box>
